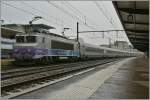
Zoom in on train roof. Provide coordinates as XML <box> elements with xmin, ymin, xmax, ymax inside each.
<box><xmin>84</xmin><ymin>43</ymin><xmax>137</xmax><ymax>53</ymax></box>
<box><xmin>16</xmin><ymin>30</ymin><xmax>68</xmax><ymax>39</ymax></box>
<box><xmin>3</xmin><ymin>24</ymin><xmax>55</xmax><ymax>30</ymax></box>
<box><xmin>16</xmin><ymin>32</ymin><xmax>77</xmax><ymax>42</ymax></box>
<box><xmin>42</xmin><ymin>32</ymin><xmax>68</xmax><ymax>39</ymax></box>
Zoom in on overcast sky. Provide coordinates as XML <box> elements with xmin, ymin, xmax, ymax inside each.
<box><xmin>1</xmin><ymin>1</ymin><xmax>131</xmax><ymax>46</ymax></box>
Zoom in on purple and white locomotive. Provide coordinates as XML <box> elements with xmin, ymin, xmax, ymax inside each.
<box><xmin>13</xmin><ymin>31</ymin><xmax>80</xmax><ymax>63</ymax></box>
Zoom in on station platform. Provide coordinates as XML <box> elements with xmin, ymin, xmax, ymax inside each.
<box><xmin>89</xmin><ymin>56</ymin><xmax>149</xmax><ymax>99</ymax></box>
<box><xmin>14</xmin><ymin>56</ymin><xmax>149</xmax><ymax>99</ymax></box>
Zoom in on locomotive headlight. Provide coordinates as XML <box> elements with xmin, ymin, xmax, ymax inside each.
<box><xmin>27</xmin><ymin>48</ymin><xmax>31</xmax><ymax>52</ymax></box>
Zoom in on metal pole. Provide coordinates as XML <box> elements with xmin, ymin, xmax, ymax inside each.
<box><xmin>102</xmin><ymin>31</ymin><xmax>104</xmax><ymax>38</ymax></box>
<box><xmin>77</xmin><ymin>22</ymin><xmax>81</xmax><ymax>58</ymax></box>
<box><xmin>77</xmin><ymin>22</ymin><xmax>79</xmax><ymax>41</ymax></box>
<box><xmin>109</xmin><ymin>38</ymin><xmax>111</xmax><ymax>48</ymax></box>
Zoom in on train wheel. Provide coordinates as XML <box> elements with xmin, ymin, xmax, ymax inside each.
<box><xmin>40</xmin><ymin>57</ymin><xmax>47</xmax><ymax>65</ymax></box>
<box><xmin>48</xmin><ymin>57</ymin><xmax>53</xmax><ymax>63</ymax></box>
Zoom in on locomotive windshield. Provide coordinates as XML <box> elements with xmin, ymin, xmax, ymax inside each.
<box><xmin>16</xmin><ymin>36</ymin><xmax>25</xmax><ymax>43</ymax></box>
<box><xmin>16</xmin><ymin>36</ymin><xmax>36</xmax><ymax>43</ymax></box>
<box><xmin>26</xmin><ymin>36</ymin><xmax>36</xmax><ymax>43</ymax></box>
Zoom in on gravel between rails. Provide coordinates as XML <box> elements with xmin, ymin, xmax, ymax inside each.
<box><xmin>1</xmin><ymin>59</ymin><xmax>109</xmax><ymax>80</ymax></box>
<box><xmin>1</xmin><ymin>58</ymin><xmax>121</xmax><ymax>88</ymax></box>
<box><xmin>1</xmin><ymin>61</ymin><xmax>92</xmax><ymax>80</ymax></box>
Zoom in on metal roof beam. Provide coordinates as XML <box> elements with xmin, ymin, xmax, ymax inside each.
<box><xmin>129</xmin><ymin>37</ymin><xmax>149</xmax><ymax>41</ymax></box>
<box><xmin>134</xmin><ymin>44</ymin><xmax>148</xmax><ymax>46</ymax></box>
<box><xmin>119</xmin><ymin>8</ymin><xmax>149</xmax><ymax>15</ymax></box>
<box><xmin>134</xmin><ymin>46</ymin><xmax>148</xmax><ymax>51</ymax></box>
<box><xmin>134</xmin><ymin>44</ymin><xmax>149</xmax><ymax>48</ymax></box>
<box><xmin>124</xmin><ymin>21</ymin><xmax>149</xmax><ymax>25</ymax></box>
<box><xmin>130</xmin><ymin>40</ymin><xmax>149</xmax><ymax>44</ymax></box>
<box><xmin>78</xmin><ymin>30</ymin><xmax>124</xmax><ymax>33</ymax></box>
<box><xmin>128</xmin><ymin>36</ymin><xmax>149</xmax><ymax>40</ymax></box>
<box><xmin>127</xmin><ymin>33</ymin><xmax>149</xmax><ymax>38</ymax></box>
<box><xmin>130</xmin><ymin>37</ymin><xmax>149</xmax><ymax>41</ymax></box>
<box><xmin>126</xmin><ymin>29</ymin><xmax>149</xmax><ymax>33</ymax></box>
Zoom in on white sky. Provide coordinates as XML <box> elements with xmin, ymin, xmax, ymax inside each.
<box><xmin>1</xmin><ymin>1</ymin><xmax>131</xmax><ymax>46</ymax></box>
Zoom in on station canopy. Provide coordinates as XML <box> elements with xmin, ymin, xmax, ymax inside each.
<box><xmin>113</xmin><ymin>1</ymin><xmax>149</xmax><ymax>52</ymax></box>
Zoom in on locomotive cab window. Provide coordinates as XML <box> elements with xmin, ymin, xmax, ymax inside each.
<box><xmin>26</xmin><ymin>36</ymin><xmax>36</xmax><ymax>43</ymax></box>
<box><xmin>16</xmin><ymin>36</ymin><xmax>25</xmax><ymax>43</ymax></box>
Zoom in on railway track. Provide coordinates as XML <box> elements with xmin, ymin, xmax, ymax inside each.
<box><xmin>1</xmin><ymin>60</ymin><xmax>97</xmax><ymax>80</ymax></box>
<box><xmin>1</xmin><ymin>58</ymin><xmax>123</xmax><ymax>98</ymax></box>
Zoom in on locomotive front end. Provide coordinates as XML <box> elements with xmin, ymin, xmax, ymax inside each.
<box><xmin>13</xmin><ymin>47</ymin><xmax>35</xmax><ymax>61</ymax></box>
<box><xmin>13</xmin><ymin>35</ymin><xmax>38</xmax><ymax>61</ymax></box>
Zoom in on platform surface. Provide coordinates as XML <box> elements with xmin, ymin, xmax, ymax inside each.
<box><xmin>14</xmin><ymin>56</ymin><xmax>149</xmax><ymax>99</ymax></box>
<box><xmin>89</xmin><ymin>56</ymin><xmax>149</xmax><ymax>99</ymax></box>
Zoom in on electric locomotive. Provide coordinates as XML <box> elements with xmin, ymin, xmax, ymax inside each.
<box><xmin>12</xmin><ymin>30</ymin><xmax>142</xmax><ymax>64</ymax></box>
<box><xmin>13</xmin><ymin>30</ymin><xmax>80</xmax><ymax>63</ymax></box>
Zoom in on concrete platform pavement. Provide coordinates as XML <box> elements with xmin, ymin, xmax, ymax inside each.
<box><xmin>14</xmin><ymin>56</ymin><xmax>149</xmax><ymax>99</ymax></box>
<box><xmin>89</xmin><ymin>55</ymin><xmax>149</xmax><ymax>99</ymax></box>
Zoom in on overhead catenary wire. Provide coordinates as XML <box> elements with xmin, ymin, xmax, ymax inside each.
<box><xmin>63</xmin><ymin>1</ymin><xmax>100</xmax><ymax>30</ymax></box>
<box><xmin>94</xmin><ymin>1</ymin><xmax>117</xmax><ymax>29</ymax></box>
<box><xmin>3</xmin><ymin>1</ymin><xmax>127</xmax><ymax>42</ymax></box>
<box><xmin>2</xmin><ymin>2</ymin><xmax>66</xmax><ymax>29</ymax></box>
<box><xmin>66</xmin><ymin>1</ymin><xmax>127</xmax><ymax>42</ymax></box>
<box><xmin>3</xmin><ymin>1</ymin><xmax>105</xmax><ymax>31</ymax></box>
<box><xmin>101</xmin><ymin>2</ymin><xmax>118</xmax><ymax>29</ymax></box>
<box><xmin>47</xmin><ymin>1</ymin><xmax>98</xmax><ymax>30</ymax></box>
<box><xmin>65</xmin><ymin>2</ymin><xmax>118</xmax><ymax>41</ymax></box>
<box><xmin>21</xmin><ymin>1</ymin><xmax>59</xmax><ymax>22</ymax></box>
<box><xmin>3</xmin><ymin>2</ymin><xmax>37</xmax><ymax>17</ymax></box>
<box><xmin>21</xmin><ymin>1</ymin><xmax>65</xmax><ymax>26</ymax></box>
<box><xmin>63</xmin><ymin>1</ymin><xmax>124</xmax><ymax>41</ymax></box>
<box><xmin>62</xmin><ymin>1</ymin><xmax>84</xmax><ymax>20</ymax></box>
<box><xmin>93</xmin><ymin>1</ymin><xmax>128</xmax><ymax>42</ymax></box>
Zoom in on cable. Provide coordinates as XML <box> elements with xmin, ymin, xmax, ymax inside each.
<box><xmin>63</xmin><ymin>1</ymin><xmax>100</xmax><ymax>30</ymax></box>
<box><xmin>94</xmin><ymin>1</ymin><xmax>116</xmax><ymax>29</ymax></box>
<box><xmin>3</xmin><ymin>2</ymin><xmax>37</xmax><ymax>16</ymax></box>
<box><xmin>21</xmin><ymin>1</ymin><xmax>63</xmax><ymax>26</ymax></box>
<box><xmin>47</xmin><ymin>1</ymin><xmax>98</xmax><ymax>30</ymax></box>
<box><xmin>63</xmin><ymin>1</ymin><xmax>85</xmax><ymax>19</ymax></box>
<box><xmin>47</xmin><ymin>1</ymin><xmax>79</xmax><ymax>21</ymax></box>
<box><xmin>101</xmin><ymin>2</ymin><xmax>117</xmax><ymax>29</ymax></box>
<box><xmin>3</xmin><ymin>2</ymin><xmax>63</xmax><ymax>27</ymax></box>
<box><xmin>21</xmin><ymin>1</ymin><xmax>57</xmax><ymax>21</ymax></box>
<box><xmin>63</xmin><ymin>1</ymin><xmax>125</xmax><ymax>41</ymax></box>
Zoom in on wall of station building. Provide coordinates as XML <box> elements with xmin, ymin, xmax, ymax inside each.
<box><xmin>1</xmin><ymin>24</ymin><xmax>24</xmax><ymax>59</ymax></box>
<box><xmin>1</xmin><ymin>34</ymin><xmax>16</xmax><ymax>59</ymax></box>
